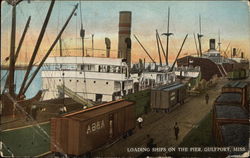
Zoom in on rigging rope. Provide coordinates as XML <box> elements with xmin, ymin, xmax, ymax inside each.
<box><xmin>0</xmin><ymin>71</ymin><xmax>8</xmax><ymax>81</ymax></box>
<box><xmin>78</xmin><ymin>1</ymin><xmax>90</xmax><ymax>104</ymax></box>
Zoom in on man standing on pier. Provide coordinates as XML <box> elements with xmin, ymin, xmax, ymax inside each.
<box><xmin>205</xmin><ymin>93</ymin><xmax>209</xmax><ymax>104</ymax></box>
<box><xmin>137</xmin><ymin>116</ymin><xmax>143</xmax><ymax>129</ymax></box>
<box><xmin>174</xmin><ymin>122</ymin><xmax>180</xmax><ymax>140</ymax></box>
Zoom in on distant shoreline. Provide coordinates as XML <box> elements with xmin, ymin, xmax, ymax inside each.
<box><xmin>0</xmin><ymin>65</ymin><xmax>30</xmax><ymax>70</ymax></box>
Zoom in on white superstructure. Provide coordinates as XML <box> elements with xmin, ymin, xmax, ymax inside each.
<box><xmin>174</xmin><ymin>66</ymin><xmax>200</xmax><ymax>78</ymax></box>
<box><xmin>41</xmin><ymin>56</ymin><xmax>133</xmax><ymax>102</ymax></box>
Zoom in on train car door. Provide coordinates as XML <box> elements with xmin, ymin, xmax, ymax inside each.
<box><xmin>109</xmin><ymin>114</ymin><xmax>114</xmax><ymax>139</ymax></box>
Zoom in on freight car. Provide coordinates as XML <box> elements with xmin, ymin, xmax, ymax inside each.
<box><xmin>212</xmin><ymin>104</ymin><xmax>248</xmax><ymax>155</ymax></box>
<box><xmin>212</xmin><ymin>81</ymin><xmax>249</xmax><ymax>156</ymax></box>
<box><xmin>220</xmin><ymin>81</ymin><xmax>249</xmax><ymax>110</ymax></box>
<box><xmin>227</xmin><ymin>69</ymin><xmax>249</xmax><ymax>80</ymax></box>
<box><xmin>151</xmin><ymin>82</ymin><xmax>186</xmax><ymax>112</ymax></box>
<box><xmin>50</xmin><ymin>99</ymin><xmax>135</xmax><ymax>157</ymax></box>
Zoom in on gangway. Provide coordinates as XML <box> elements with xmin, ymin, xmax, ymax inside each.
<box><xmin>217</xmin><ymin>64</ymin><xmax>225</xmax><ymax>77</ymax></box>
<box><xmin>220</xmin><ymin>64</ymin><xmax>228</xmax><ymax>76</ymax></box>
<box><xmin>57</xmin><ymin>85</ymin><xmax>94</xmax><ymax>108</ymax></box>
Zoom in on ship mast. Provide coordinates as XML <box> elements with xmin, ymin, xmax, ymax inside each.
<box><xmin>22</xmin><ymin>4</ymin><xmax>79</xmax><ymax>95</ymax></box>
<box><xmin>9</xmin><ymin>2</ymin><xmax>17</xmax><ymax>97</ymax></box>
<box><xmin>2</xmin><ymin>16</ymin><xmax>31</xmax><ymax>94</ymax></box>
<box><xmin>156</xmin><ymin>30</ymin><xmax>162</xmax><ymax>66</ymax></box>
<box><xmin>197</xmin><ymin>15</ymin><xmax>203</xmax><ymax>57</ymax></box>
<box><xmin>193</xmin><ymin>33</ymin><xmax>199</xmax><ymax>56</ymax></box>
<box><xmin>170</xmin><ymin>34</ymin><xmax>188</xmax><ymax>71</ymax></box>
<box><xmin>79</xmin><ymin>0</ymin><xmax>85</xmax><ymax>57</ymax></box>
<box><xmin>18</xmin><ymin>0</ymin><xmax>55</xmax><ymax>98</ymax></box>
<box><xmin>14</xmin><ymin>16</ymin><xmax>31</xmax><ymax>63</ymax></box>
<box><xmin>91</xmin><ymin>34</ymin><xmax>94</xmax><ymax>56</ymax></box>
<box><xmin>162</xmin><ymin>7</ymin><xmax>173</xmax><ymax>66</ymax></box>
<box><xmin>0</xmin><ymin>0</ymin><xmax>2</xmax><ymax>126</ymax></box>
<box><xmin>218</xmin><ymin>29</ymin><xmax>221</xmax><ymax>52</ymax></box>
<box><xmin>156</xmin><ymin>30</ymin><xmax>166</xmax><ymax>59</ymax></box>
<box><xmin>0</xmin><ymin>0</ymin><xmax>2</xmax><ymax>95</ymax></box>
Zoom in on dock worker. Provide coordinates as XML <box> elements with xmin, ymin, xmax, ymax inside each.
<box><xmin>137</xmin><ymin>116</ymin><xmax>143</xmax><ymax>129</ymax></box>
<box><xmin>146</xmin><ymin>135</ymin><xmax>154</xmax><ymax>156</ymax></box>
<box><xmin>205</xmin><ymin>93</ymin><xmax>209</xmax><ymax>104</ymax></box>
<box><xmin>59</xmin><ymin>106</ymin><xmax>67</xmax><ymax>114</ymax></box>
<box><xmin>174</xmin><ymin>122</ymin><xmax>180</xmax><ymax>140</ymax></box>
<box><xmin>0</xmin><ymin>141</ymin><xmax>3</xmax><ymax>157</ymax></box>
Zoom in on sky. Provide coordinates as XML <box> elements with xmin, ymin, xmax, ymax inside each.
<box><xmin>1</xmin><ymin>0</ymin><xmax>250</xmax><ymax>64</ymax></box>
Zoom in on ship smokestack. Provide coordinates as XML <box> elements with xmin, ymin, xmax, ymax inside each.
<box><xmin>233</xmin><ymin>48</ymin><xmax>237</xmax><ymax>56</ymax></box>
<box><xmin>241</xmin><ymin>52</ymin><xmax>244</xmax><ymax>58</ymax></box>
<box><xmin>118</xmin><ymin>11</ymin><xmax>132</xmax><ymax>62</ymax></box>
<box><xmin>209</xmin><ymin>39</ymin><xmax>216</xmax><ymax>50</ymax></box>
<box><xmin>105</xmin><ymin>37</ymin><xmax>111</xmax><ymax>57</ymax></box>
<box><xmin>125</xmin><ymin>37</ymin><xmax>132</xmax><ymax>70</ymax></box>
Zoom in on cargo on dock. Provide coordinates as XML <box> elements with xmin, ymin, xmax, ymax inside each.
<box><xmin>50</xmin><ymin>99</ymin><xmax>135</xmax><ymax>156</ymax></box>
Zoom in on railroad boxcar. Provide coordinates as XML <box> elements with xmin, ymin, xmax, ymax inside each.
<box><xmin>50</xmin><ymin>99</ymin><xmax>135</xmax><ymax>157</ymax></box>
<box><xmin>214</xmin><ymin>92</ymin><xmax>245</xmax><ymax>109</ymax></box>
<box><xmin>151</xmin><ymin>82</ymin><xmax>186</xmax><ymax>112</ymax></box>
<box><xmin>211</xmin><ymin>81</ymin><xmax>249</xmax><ymax>156</ymax></box>
<box><xmin>212</xmin><ymin>103</ymin><xmax>249</xmax><ymax>155</ymax></box>
<box><xmin>227</xmin><ymin>69</ymin><xmax>248</xmax><ymax>80</ymax></box>
<box><xmin>221</xmin><ymin>81</ymin><xmax>248</xmax><ymax>110</ymax></box>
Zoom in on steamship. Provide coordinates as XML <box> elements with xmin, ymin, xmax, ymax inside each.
<box><xmin>41</xmin><ymin>11</ymin><xmax>176</xmax><ymax>102</ymax></box>
<box><xmin>177</xmin><ymin>39</ymin><xmax>249</xmax><ymax>81</ymax></box>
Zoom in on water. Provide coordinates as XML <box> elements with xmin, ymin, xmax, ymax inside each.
<box><xmin>1</xmin><ymin>67</ymin><xmax>42</xmax><ymax>99</ymax></box>
<box><xmin>1</xmin><ymin>67</ymin><xmax>67</xmax><ymax>157</ymax></box>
